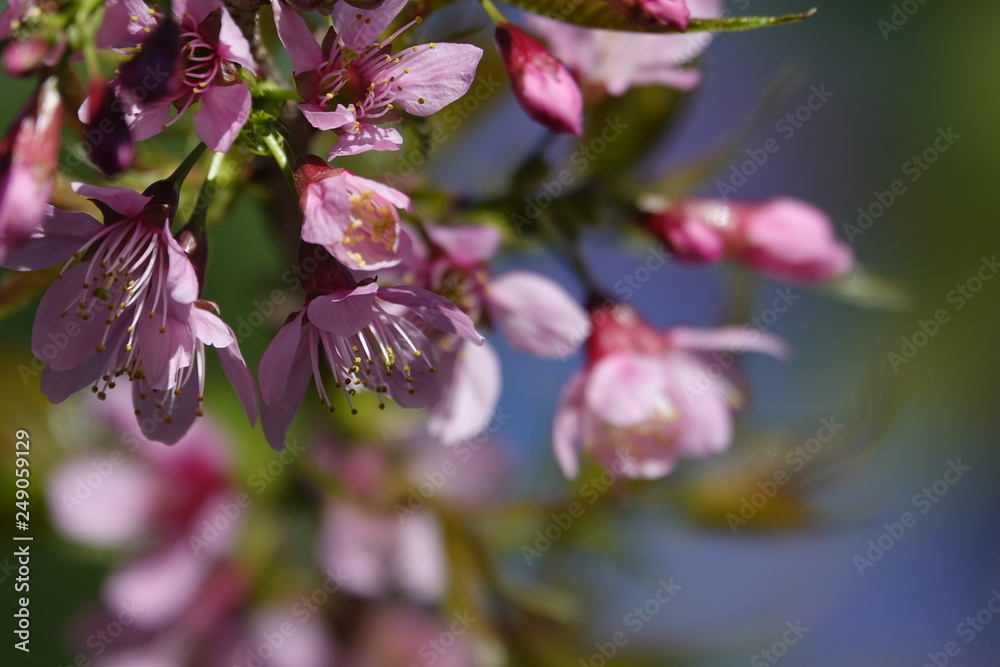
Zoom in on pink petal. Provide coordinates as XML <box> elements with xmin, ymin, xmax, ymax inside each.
<box><xmin>393</xmin><ymin>513</ymin><xmax>447</xmax><ymax>602</ymax></box>
<box><xmin>136</xmin><ymin>310</ymin><xmax>194</xmax><ymax>391</ymax></box>
<box><xmin>164</xmin><ymin>233</ymin><xmax>200</xmax><ymax>304</ymax></box>
<box><xmin>552</xmin><ymin>370</ymin><xmax>586</xmax><ymax>478</ymax></box>
<box><xmin>45</xmin><ymin>457</ymin><xmax>157</xmax><ymax>548</ymax></box>
<box><xmin>258</xmin><ymin>311</ymin><xmax>308</xmax><ymax>407</ymax></box>
<box><xmin>302</xmin><ymin>174</ymin><xmax>350</xmax><ymax>246</ymax></box>
<box><xmin>125</xmin><ymin>97</ymin><xmax>174</xmax><ymax>142</ymax></box>
<box><xmin>193</xmin><ymin>82</ymin><xmax>251</xmax><ymax>152</ymax></box>
<box><xmin>318</xmin><ymin>503</ymin><xmax>394</xmax><ymax>598</ymax></box>
<box><xmin>666</xmin><ymin>325</ymin><xmax>790</xmax><ymax>360</ymax></box>
<box><xmin>72</xmin><ymin>182</ymin><xmax>150</xmax><ymax>218</ymax></box>
<box><xmin>424</xmin><ymin>223</ymin><xmax>501</xmax><ymax>267</ymax></box>
<box><xmin>377</xmin><ymin>285</ymin><xmax>483</xmax><ymax>344</ymax></box>
<box><xmin>385</xmin><ymin>42</ymin><xmax>483</xmax><ymax>116</ymax></box>
<box><xmin>306</xmin><ymin>282</ymin><xmax>379</xmax><ymax>336</ymax></box>
<box><xmin>271</xmin><ymin>0</ymin><xmax>323</xmax><ymax>72</ymax></box>
<box><xmin>344</xmin><ymin>172</ymin><xmax>411</xmax><ymax>211</ymax></box>
<box><xmin>190</xmin><ymin>306</ymin><xmax>235</xmax><ymax>348</ymax></box>
<box><xmin>1</xmin><ymin>207</ymin><xmax>103</xmax><ymax>271</ymax></box>
<box><xmin>217</xmin><ymin>6</ymin><xmax>259</xmax><ymax>74</ymax></box>
<box><xmin>332</xmin><ymin>0</ymin><xmax>408</xmax><ymax>49</ymax></box>
<box><xmin>299</xmin><ymin>103</ymin><xmax>355</xmax><ymax>131</ymax></box>
<box><xmin>327</xmin><ymin>123</ymin><xmax>404</xmax><ymax>158</ymax></box>
<box><xmin>132</xmin><ymin>377</ymin><xmax>200</xmax><ymax>445</ymax></box>
<box><xmin>216</xmin><ymin>338</ymin><xmax>259</xmax><ymax>427</ymax></box>
<box><xmin>98</xmin><ymin>0</ymin><xmax>157</xmax><ymax>48</ymax></box>
<box><xmin>31</xmin><ymin>263</ymin><xmax>110</xmax><ymax>370</ymax></box>
<box><xmin>427</xmin><ymin>340</ymin><xmax>501</xmax><ymax>445</ymax></box>
<box><xmin>377</xmin><ymin>316</ymin><xmax>442</xmax><ymax>409</ymax></box>
<box><xmin>585</xmin><ymin>353</ymin><xmax>668</xmax><ymax>427</ymax></box>
<box><xmin>664</xmin><ymin>354</ymin><xmax>734</xmax><ymax>458</ymax></box>
<box><xmin>103</xmin><ymin>541</ymin><xmax>211</xmax><ymax>630</ymax></box>
<box><xmin>486</xmin><ymin>271</ymin><xmax>588</xmax><ymax>358</ymax></box>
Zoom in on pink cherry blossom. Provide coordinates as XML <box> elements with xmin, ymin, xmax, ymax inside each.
<box><xmin>495</xmin><ymin>22</ymin><xmax>583</xmax><ymax>135</ymax></box>
<box><xmin>647</xmin><ymin>197</ymin><xmax>854</xmax><ymax>282</ymax></box>
<box><xmin>525</xmin><ymin>0</ymin><xmax>721</xmax><ymax>97</ymax></box>
<box><xmin>0</xmin><ymin>76</ymin><xmax>61</xmax><ymax>261</ymax></box>
<box><xmin>98</xmin><ymin>0</ymin><xmax>258</xmax><ymax>152</ymax></box>
<box><xmin>271</xmin><ymin>0</ymin><xmax>482</xmax><ymax>158</ymax></box>
<box><xmin>295</xmin><ymin>156</ymin><xmax>411</xmax><ymax>270</ymax></box>
<box><xmin>553</xmin><ymin>302</ymin><xmax>787</xmax><ymax>479</ymax></box>
<box><xmin>2</xmin><ymin>181</ymin><xmax>257</xmax><ymax>443</ymax></box>
<box><xmin>258</xmin><ymin>246</ymin><xmax>483</xmax><ymax>449</ymax></box>
<box><xmin>403</xmin><ymin>223</ymin><xmax>589</xmax><ymax>444</ymax></box>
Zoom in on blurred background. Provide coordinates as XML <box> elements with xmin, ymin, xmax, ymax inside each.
<box><xmin>2</xmin><ymin>0</ymin><xmax>999</xmax><ymax>665</ymax></box>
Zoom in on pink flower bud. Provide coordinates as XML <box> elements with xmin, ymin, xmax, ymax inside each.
<box><xmin>647</xmin><ymin>197</ymin><xmax>853</xmax><ymax>282</ymax></box>
<box><xmin>735</xmin><ymin>198</ymin><xmax>854</xmax><ymax>282</ymax></box>
<box><xmin>495</xmin><ymin>23</ymin><xmax>583</xmax><ymax>135</ymax></box>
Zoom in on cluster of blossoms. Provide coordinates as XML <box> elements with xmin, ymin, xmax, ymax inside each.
<box><xmin>0</xmin><ymin>0</ymin><xmax>853</xmax><ymax>478</ymax></box>
<box><xmin>0</xmin><ymin>0</ymin><xmax>869</xmax><ymax>662</ymax></box>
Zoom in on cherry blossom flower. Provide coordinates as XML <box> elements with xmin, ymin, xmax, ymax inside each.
<box><xmin>295</xmin><ymin>155</ymin><xmax>411</xmax><ymax>270</ymax></box>
<box><xmin>258</xmin><ymin>246</ymin><xmax>483</xmax><ymax>449</ymax></box>
<box><xmin>399</xmin><ymin>223</ymin><xmax>589</xmax><ymax>444</ymax></box>
<box><xmin>553</xmin><ymin>301</ymin><xmax>787</xmax><ymax>479</ymax></box>
<box><xmin>647</xmin><ymin>197</ymin><xmax>854</xmax><ymax>282</ymax></box>
<box><xmin>271</xmin><ymin>0</ymin><xmax>482</xmax><ymax>158</ymax></box>
<box><xmin>495</xmin><ymin>22</ymin><xmax>583</xmax><ymax>135</ymax></box>
<box><xmin>2</xmin><ymin>181</ymin><xmax>257</xmax><ymax>443</ymax></box>
<box><xmin>0</xmin><ymin>76</ymin><xmax>61</xmax><ymax>260</ymax></box>
<box><xmin>98</xmin><ymin>0</ymin><xmax>258</xmax><ymax>152</ymax></box>
<box><xmin>525</xmin><ymin>0</ymin><xmax>721</xmax><ymax>97</ymax></box>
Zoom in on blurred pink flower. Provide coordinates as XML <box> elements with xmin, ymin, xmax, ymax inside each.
<box><xmin>553</xmin><ymin>302</ymin><xmax>787</xmax><ymax>479</ymax></box>
<box><xmin>342</xmin><ymin>603</ymin><xmax>477</xmax><ymax>667</ymax></box>
<box><xmin>272</xmin><ymin>0</ymin><xmax>482</xmax><ymax>158</ymax></box>
<box><xmin>98</xmin><ymin>0</ymin><xmax>258</xmax><ymax>151</ymax></box>
<box><xmin>648</xmin><ymin>197</ymin><xmax>854</xmax><ymax>282</ymax></box>
<box><xmin>0</xmin><ymin>0</ymin><xmax>66</xmax><ymax>75</ymax></box>
<box><xmin>295</xmin><ymin>156</ymin><xmax>412</xmax><ymax>270</ymax></box>
<box><xmin>319</xmin><ymin>502</ymin><xmax>447</xmax><ymax>602</ymax></box>
<box><xmin>2</xmin><ymin>181</ymin><xmax>257</xmax><ymax>443</ymax></box>
<box><xmin>525</xmin><ymin>0</ymin><xmax>720</xmax><ymax>97</ymax></box>
<box><xmin>495</xmin><ymin>22</ymin><xmax>583</xmax><ymax>135</ymax></box>
<box><xmin>0</xmin><ymin>76</ymin><xmax>61</xmax><ymax>260</ymax></box>
<box><xmin>258</xmin><ymin>246</ymin><xmax>483</xmax><ymax>449</ymax></box>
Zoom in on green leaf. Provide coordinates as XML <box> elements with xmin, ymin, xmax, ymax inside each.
<box><xmin>498</xmin><ymin>0</ymin><xmax>816</xmax><ymax>34</ymax></box>
<box><xmin>823</xmin><ymin>268</ymin><xmax>913</xmax><ymax>311</ymax></box>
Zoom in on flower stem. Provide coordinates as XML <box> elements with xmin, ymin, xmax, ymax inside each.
<box><xmin>479</xmin><ymin>0</ymin><xmax>507</xmax><ymax>26</ymax></box>
<box><xmin>263</xmin><ymin>132</ymin><xmax>296</xmax><ymax>194</ymax></box>
<box><xmin>167</xmin><ymin>143</ymin><xmax>209</xmax><ymax>186</ymax></box>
